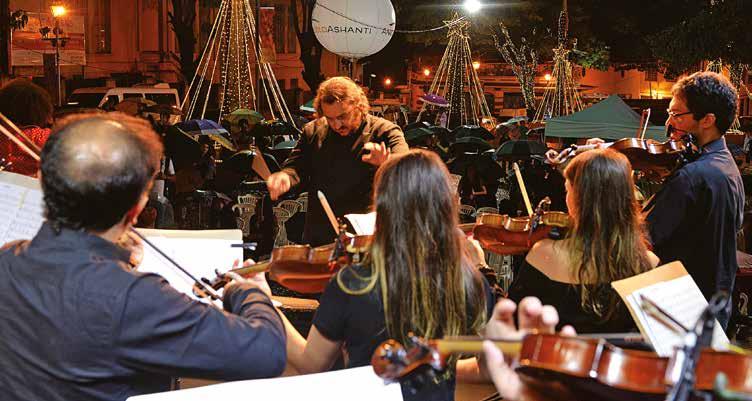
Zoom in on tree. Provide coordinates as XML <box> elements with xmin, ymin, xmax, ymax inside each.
<box><xmin>168</xmin><ymin>0</ymin><xmax>220</xmax><ymax>84</ymax></box>
<box><xmin>290</xmin><ymin>0</ymin><xmax>324</xmax><ymax>92</ymax></box>
<box><xmin>1</xmin><ymin>3</ymin><xmax>28</xmax><ymax>77</ymax></box>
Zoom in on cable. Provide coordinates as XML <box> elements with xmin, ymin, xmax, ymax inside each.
<box><xmin>312</xmin><ymin>1</ymin><xmax>468</xmax><ymax>34</ymax></box>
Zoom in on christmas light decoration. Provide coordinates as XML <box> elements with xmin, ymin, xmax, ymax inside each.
<box><xmin>532</xmin><ymin>0</ymin><xmax>583</xmax><ymax>123</ymax></box>
<box><xmin>493</xmin><ymin>21</ymin><xmax>538</xmax><ymax>114</ymax></box>
<box><xmin>182</xmin><ymin>0</ymin><xmax>295</xmax><ymax>125</ymax></box>
<box><xmin>416</xmin><ymin>13</ymin><xmax>492</xmax><ymax>128</ymax></box>
<box><xmin>706</xmin><ymin>59</ymin><xmax>750</xmax><ymax>132</ymax></box>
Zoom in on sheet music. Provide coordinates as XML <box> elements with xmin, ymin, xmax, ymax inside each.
<box><xmin>136</xmin><ymin>229</ymin><xmax>242</xmax><ymax>303</ymax></box>
<box><xmin>624</xmin><ymin>275</ymin><xmax>729</xmax><ymax>357</ymax></box>
<box><xmin>0</xmin><ymin>171</ymin><xmax>44</xmax><ymax>245</ymax></box>
<box><xmin>345</xmin><ymin>211</ymin><xmax>376</xmax><ymax>236</ymax></box>
<box><xmin>127</xmin><ymin>366</ymin><xmax>403</xmax><ymax>401</ymax></box>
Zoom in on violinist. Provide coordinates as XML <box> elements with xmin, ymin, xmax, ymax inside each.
<box><xmin>645</xmin><ymin>71</ymin><xmax>743</xmax><ymax>329</ymax></box>
<box><xmin>279</xmin><ymin>150</ymin><xmax>494</xmax><ymax>400</ymax></box>
<box><xmin>507</xmin><ymin>149</ymin><xmax>660</xmax><ymax>333</ymax></box>
<box><xmin>266</xmin><ymin>77</ymin><xmax>408</xmax><ymax>246</ymax></box>
<box><xmin>0</xmin><ymin>113</ymin><xmax>286</xmax><ymax>401</ymax></box>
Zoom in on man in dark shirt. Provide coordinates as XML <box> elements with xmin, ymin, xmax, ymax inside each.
<box><xmin>645</xmin><ymin>71</ymin><xmax>744</xmax><ymax>328</ymax></box>
<box><xmin>0</xmin><ymin>113</ymin><xmax>286</xmax><ymax>401</ymax></box>
<box><xmin>267</xmin><ymin>77</ymin><xmax>408</xmax><ymax>246</ymax></box>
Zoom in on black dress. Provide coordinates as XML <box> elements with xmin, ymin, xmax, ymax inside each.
<box><xmin>312</xmin><ymin>265</ymin><xmax>495</xmax><ymax>401</ymax></box>
<box><xmin>507</xmin><ymin>259</ymin><xmax>637</xmax><ymax>334</ymax></box>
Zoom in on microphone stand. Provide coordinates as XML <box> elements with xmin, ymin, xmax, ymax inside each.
<box><xmin>665</xmin><ymin>292</ymin><xmax>729</xmax><ymax>401</ymax></box>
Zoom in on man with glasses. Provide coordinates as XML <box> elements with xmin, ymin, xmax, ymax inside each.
<box><xmin>644</xmin><ymin>71</ymin><xmax>743</xmax><ymax>329</ymax></box>
<box><xmin>267</xmin><ymin>77</ymin><xmax>408</xmax><ymax>246</ymax></box>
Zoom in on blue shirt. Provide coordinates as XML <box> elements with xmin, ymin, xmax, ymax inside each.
<box><xmin>645</xmin><ymin>137</ymin><xmax>744</xmax><ymax>328</ymax></box>
<box><xmin>0</xmin><ymin>223</ymin><xmax>286</xmax><ymax>401</ymax></box>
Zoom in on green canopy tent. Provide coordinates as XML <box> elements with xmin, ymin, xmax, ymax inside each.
<box><xmin>544</xmin><ymin>95</ymin><xmax>666</xmax><ymax>141</ymax></box>
<box><xmin>300</xmin><ymin>99</ymin><xmax>315</xmax><ymax>113</ymax></box>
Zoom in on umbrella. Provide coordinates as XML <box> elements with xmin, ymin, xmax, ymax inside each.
<box><xmin>404</xmin><ymin>127</ymin><xmax>435</xmax><ymax>146</ymax></box>
<box><xmin>176</xmin><ymin>119</ymin><xmax>237</xmax><ymax>151</ymax></box>
<box><xmin>404</xmin><ymin>121</ymin><xmax>432</xmax><ymax>131</ymax></box>
<box><xmin>494</xmin><ymin>140</ymin><xmax>548</xmax><ymax>161</ymax></box>
<box><xmin>419</xmin><ymin>93</ymin><xmax>448</xmax><ymax>107</ymax></box>
<box><xmin>269</xmin><ymin>140</ymin><xmax>297</xmax><ymax>164</ymax></box>
<box><xmin>504</xmin><ymin>116</ymin><xmax>528</xmax><ymax>125</ymax></box>
<box><xmin>145</xmin><ymin>104</ymin><xmax>183</xmax><ymax>116</ymax></box>
<box><xmin>300</xmin><ymin>99</ymin><xmax>315</xmax><ymax>113</ymax></box>
<box><xmin>164</xmin><ymin>125</ymin><xmax>202</xmax><ymax>171</ymax></box>
<box><xmin>452</xmin><ymin>125</ymin><xmax>494</xmax><ymax>141</ymax></box>
<box><xmin>449</xmin><ymin>136</ymin><xmax>492</xmax><ymax>155</ymax></box>
<box><xmin>267</xmin><ymin>120</ymin><xmax>302</xmax><ymax>137</ymax></box>
<box><xmin>115</xmin><ymin>98</ymin><xmax>157</xmax><ymax>116</ymax></box>
<box><xmin>226</xmin><ymin>108</ymin><xmax>264</xmax><ymax>125</ymax></box>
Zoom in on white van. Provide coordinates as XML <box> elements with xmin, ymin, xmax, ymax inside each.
<box><xmin>65</xmin><ymin>84</ymin><xmax>180</xmax><ymax>110</ymax></box>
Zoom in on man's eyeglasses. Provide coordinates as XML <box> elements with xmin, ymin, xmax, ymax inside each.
<box><xmin>666</xmin><ymin>109</ymin><xmax>693</xmax><ymax>119</ymax></box>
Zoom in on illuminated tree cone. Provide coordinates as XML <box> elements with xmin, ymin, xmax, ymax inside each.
<box><xmin>182</xmin><ymin>0</ymin><xmax>295</xmax><ymax>126</ymax></box>
<box><xmin>532</xmin><ymin>1</ymin><xmax>584</xmax><ymax>123</ymax></box>
<box><xmin>417</xmin><ymin>13</ymin><xmax>492</xmax><ymax>129</ymax></box>
<box><xmin>706</xmin><ymin>59</ymin><xmax>750</xmax><ymax>132</ymax></box>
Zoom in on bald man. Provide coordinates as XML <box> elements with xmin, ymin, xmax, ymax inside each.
<box><xmin>0</xmin><ymin>113</ymin><xmax>286</xmax><ymax>401</ymax></box>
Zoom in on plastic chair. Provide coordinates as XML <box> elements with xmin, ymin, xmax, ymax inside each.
<box><xmin>296</xmin><ymin>192</ymin><xmax>308</xmax><ymax>213</ymax></box>
<box><xmin>476</xmin><ymin>207</ymin><xmax>499</xmax><ymax>216</ymax></box>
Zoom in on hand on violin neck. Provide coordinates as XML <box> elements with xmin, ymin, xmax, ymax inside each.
<box><xmin>585</xmin><ymin>137</ymin><xmax>605</xmax><ymax>147</ymax></box>
<box><xmin>482</xmin><ymin>297</ymin><xmax>576</xmax><ymax>401</ymax></box>
<box><xmin>224</xmin><ymin>259</ymin><xmax>271</xmax><ymax>299</ymax></box>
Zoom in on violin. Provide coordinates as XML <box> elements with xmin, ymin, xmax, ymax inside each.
<box><xmin>549</xmin><ymin>135</ymin><xmax>700</xmax><ymax>180</ymax></box>
<box><xmin>196</xmin><ymin>225</ymin><xmax>371</xmax><ymax>295</ymax></box>
<box><xmin>371</xmin><ymin>333</ymin><xmax>752</xmax><ymax>399</ymax></box>
<box><xmin>472</xmin><ymin>197</ymin><xmax>570</xmax><ymax>255</ymax></box>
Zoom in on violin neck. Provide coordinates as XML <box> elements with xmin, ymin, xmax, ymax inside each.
<box><xmin>230</xmin><ymin>261</ymin><xmax>270</xmax><ymax>276</ymax></box>
<box><xmin>436</xmin><ymin>337</ymin><xmax>522</xmax><ymax>357</ymax></box>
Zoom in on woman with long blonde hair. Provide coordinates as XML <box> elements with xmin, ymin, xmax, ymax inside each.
<box><xmin>508</xmin><ymin>149</ymin><xmax>659</xmax><ymax>333</ymax></box>
<box><xmin>281</xmin><ymin>149</ymin><xmax>493</xmax><ymax>400</ymax></box>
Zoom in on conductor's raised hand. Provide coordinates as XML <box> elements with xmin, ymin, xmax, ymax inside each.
<box><xmin>362</xmin><ymin>142</ymin><xmax>390</xmax><ymax>166</ymax></box>
<box><xmin>266</xmin><ymin>171</ymin><xmax>292</xmax><ymax>201</ymax></box>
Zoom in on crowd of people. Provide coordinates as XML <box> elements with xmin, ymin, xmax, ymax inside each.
<box><xmin>0</xmin><ymin>70</ymin><xmax>746</xmax><ymax>401</ymax></box>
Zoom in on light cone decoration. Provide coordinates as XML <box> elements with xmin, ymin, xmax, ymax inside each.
<box><xmin>532</xmin><ymin>0</ymin><xmax>583</xmax><ymax>123</ymax></box>
<box><xmin>416</xmin><ymin>13</ymin><xmax>492</xmax><ymax>128</ymax></box>
<box><xmin>181</xmin><ymin>0</ymin><xmax>295</xmax><ymax>126</ymax></box>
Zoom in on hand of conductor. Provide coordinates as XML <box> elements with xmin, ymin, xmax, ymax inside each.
<box><xmin>267</xmin><ymin>171</ymin><xmax>292</xmax><ymax>201</ymax></box>
<box><xmin>362</xmin><ymin>142</ymin><xmax>390</xmax><ymax>167</ymax></box>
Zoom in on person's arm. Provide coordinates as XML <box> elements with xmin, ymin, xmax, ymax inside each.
<box><xmin>280</xmin><ymin>124</ymin><xmax>315</xmax><ymax>188</ymax></box>
<box><xmin>385</xmin><ymin>127</ymin><xmax>409</xmax><ymax>154</ymax></box>
<box><xmin>279</xmin><ymin>311</ymin><xmax>342</xmax><ymax>375</ymax></box>
<box><xmin>113</xmin><ymin>273</ymin><xmax>286</xmax><ymax>381</ymax></box>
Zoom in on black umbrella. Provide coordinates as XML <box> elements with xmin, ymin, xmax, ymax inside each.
<box><xmin>269</xmin><ymin>140</ymin><xmax>297</xmax><ymax>164</ymax></box>
<box><xmin>404</xmin><ymin>121</ymin><xmax>432</xmax><ymax>131</ymax></box>
<box><xmin>164</xmin><ymin>125</ymin><xmax>202</xmax><ymax>171</ymax></box>
<box><xmin>495</xmin><ymin>140</ymin><xmax>548</xmax><ymax>161</ymax></box>
<box><xmin>449</xmin><ymin>136</ymin><xmax>492</xmax><ymax>156</ymax></box>
<box><xmin>452</xmin><ymin>125</ymin><xmax>494</xmax><ymax>141</ymax></box>
<box><xmin>404</xmin><ymin>127</ymin><xmax>436</xmax><ymax>146</ymax></box>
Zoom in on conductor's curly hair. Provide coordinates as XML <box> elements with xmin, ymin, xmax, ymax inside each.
<box><xmin>313</xmin><ymin>76</ymin><xmax>370</xmax><ymax>117</ymax></box>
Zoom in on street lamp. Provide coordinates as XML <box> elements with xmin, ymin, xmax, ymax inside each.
<box><xmin>43</xmin><ymin>4</ymin><xmax>67</xmax><ymax>106</ymax></box>
<box><xmin>472</xmin><ymin>61</ymin><xmax>480</xmax><ymax>70</ymax></box>
<box><xmin>384</xmin><ymin>78</ymin><xmax>392</xmax><ymax>87</ymax></box>
<box><xmin>463</xmin><ymin>0</ymin><xmax>482</xmax><ymax>14</ymax></box>
<box><xmin>423</xmin><ymin>68</ymin><xmax>431</xmax><ymax>77</ymax></box>
<box><xmin>544</xmin><ymin>73</ymin><xmax>552</xmax><ymax>81</ymax></box>
<box><xmin>369</xmin><ymin>73</ymin><xmax>376</xmax><ymax>88</ymax></box>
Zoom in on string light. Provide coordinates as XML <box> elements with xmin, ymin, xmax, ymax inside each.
<box><xmin>707</xmin><ymin>59</ymin><xmax>750</xmax><ymax>131</ymax></box>
<box><xmin>493</xmin><ymin>21</ymin><xmax>538</xmax><ymax>115</ymax></box>
<box><xmin>532</xmin><ymin>2</ymin><xmax>583</xmax><ymax>123</ymax></box>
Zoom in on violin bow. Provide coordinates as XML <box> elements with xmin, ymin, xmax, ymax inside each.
<box><xmin>317</xmin><ymin>190</ymin><xmax>342</xmax><ymax>234</ymax></box>
<box><xmin>639</xmin><ymin>108</ymin><xmax>652</xmax><ymax>140</ymax></box>
<box><xmin>512</xmin><ymin>162</ymin><xmax>534</xmax><ymax>217</ymax></box>
<box><xmin>0</xmin><ymin>112</ymin><xmax>42</xmax><ymax>162</ymax></box>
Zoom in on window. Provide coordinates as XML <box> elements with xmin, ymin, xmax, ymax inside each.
<box><xmin>124</xmin><ymin>93</ymin><xmax>144</xmax><ymax>99</ymax></box>
<box><xmin>646</xmin><ymin>69</ymin><xmax>658</xmax><ymax>82</ymax></box>
<box><xmin>503</xmin><ymin>93</ymin><xmax>525</xmax><ymax>109</ymax></box>
<box><xmin>274</xmin><ymin>5</ymin><xmax>286</xmax><ymax>55</ymax></box>
<box><xmin>287</xmin><ymin>5</ymin><xmax>297</xmax><ymax>54</ymax></box>
<box><xmin>89</xmin><ymin>0</ymin><xmax>111</xmax><ymax>54</ymax></box>
<box><xmin>146</xmin><ymin>93</ymin><xmax>178</xmax><ymax>106</ymax></box>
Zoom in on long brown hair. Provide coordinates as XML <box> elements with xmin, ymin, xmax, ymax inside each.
<box><xmin>339</xmin><ymin>150</ymin><xmax>486</xmax><ymax>346</ymax></box>
<box><xmin>563</xmin><ymin>149</ymin><xmax>653</xmax><ymax>320</ymax></box>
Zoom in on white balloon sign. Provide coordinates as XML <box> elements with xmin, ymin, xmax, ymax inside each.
<box><xmin>312</xmin><ymin>0</ymin><xmax>396</xmax><ymax>60</ymax></box>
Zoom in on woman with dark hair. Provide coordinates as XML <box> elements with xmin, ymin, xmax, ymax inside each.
<box><xmin>0</xmin><ymin>79</ymin><xmax>55</xmax><ymax>176</ymax></box>
<box><xmin>507</xmin><ymin>149</ymin><xmax>660</xmax><ymax>333</ymax></box>
<box><xmin>281</xmin><ymin>149</ymin><xmax>494</xmax><ymax>400</ymax></box>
